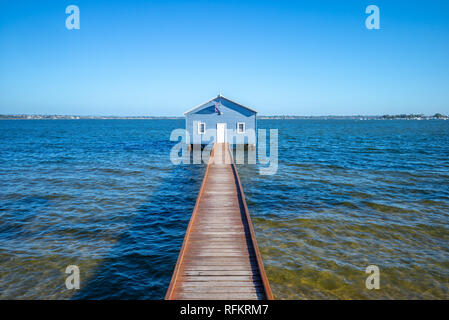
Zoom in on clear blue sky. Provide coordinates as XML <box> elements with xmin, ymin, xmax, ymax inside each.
<box><xmin>1</xmin><ymin>0</ymin><xmax>448</xmax><ymax>116</ymax></box>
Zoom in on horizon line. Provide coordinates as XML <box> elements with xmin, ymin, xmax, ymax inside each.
<box><xmin>1</xmin><ymin>113</ymin><xmax>447</xmax><ymax>118</ymax></box>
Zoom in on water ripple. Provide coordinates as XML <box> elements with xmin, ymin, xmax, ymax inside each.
<box><xmin>0</xmin><ymin>119</ymin><xmax>448</xmax><ymax>299</ymax></box>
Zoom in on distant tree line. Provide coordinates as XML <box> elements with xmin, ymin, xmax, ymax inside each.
<box><xmin>1</xmin><ymin>114</ymin><xmax>448</xmax><ymax>120</ymax></box>
<box><xmin>381</xmin><ymin>113</ymin><xmax>448</xmax><ymax>119</ymax></box>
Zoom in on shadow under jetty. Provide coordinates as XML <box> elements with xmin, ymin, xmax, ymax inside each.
<box><xmin>73</xmin><ymin>161</ymin><xmax>205</xmax><ymax>299</ymax></box>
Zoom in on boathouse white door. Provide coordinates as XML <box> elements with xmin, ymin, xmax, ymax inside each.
<box><xmin>217</xmin><ymin>123</ymin><xmax>226</xmax><ymax>143</ymax></box>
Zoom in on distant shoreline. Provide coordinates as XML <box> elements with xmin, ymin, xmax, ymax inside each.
<box><xmin>0</xmin><ymin>114</ymin><xmax>448</xmax><ymax>120</ymax></box>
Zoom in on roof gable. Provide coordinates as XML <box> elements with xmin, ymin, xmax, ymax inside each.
<box><xmin>184</xmin><ymin>95</ymin><xmax>257</xmax><ymax>115</ymax></box>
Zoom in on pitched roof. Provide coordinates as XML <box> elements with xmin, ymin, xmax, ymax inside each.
<box><xmin>184</xmin><ymin>94</ymin><xmax>257</xmax><ymax>115</ymax></box>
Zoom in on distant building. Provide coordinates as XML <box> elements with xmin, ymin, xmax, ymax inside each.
<box><xmin>184</xmin><ymin>95</ymin><xmax>257</xmax><ymax>147</ymax></box>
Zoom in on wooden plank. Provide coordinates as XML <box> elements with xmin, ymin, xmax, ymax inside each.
<box><xmin>187</xmin><ymin>245</ymin><xmax>252</xmax><ymax>250</ymax></box>
<box><xmin>178</xmin><ymin>287</ymin><xmax>264</xmax><ymax>293</ymax></box>
<box><xmin>182</xmin><ymin>259</ymin><xmax>258</xmax><ymax>265</ymax></box>
<box><xmin>182</xmin><ymin>270</ymin><xmax>257</xmax><ymax>276</ymax></box>
<box><xmin>181</xmin><ymin>265</ymin><xmax>256</xmax><ymax>271</ymax></box>
<box><xmin>184</xmin><ymin>253</ymin><xmax>255</xmax><ymax>257</ymax></box>
<box><xmin>173</xmin><ymin>293</ymin><xmax>262</xmax><ymax>300</ymax></box>
<box><xmin>178</xmin><ymin>282</ymin><xmax>264</xmax><ymax>288</ymax></box>
<box><xmin>191</xmin><ymin>232</ymin><xmax>246</xmax><ymax>235</ymax></box>
<box><xmin>165</xmin><ymin>143</ymin><xmax>273</xmax><ymax>300</ymax></box>
<box><xmin>186</xmin><ymin>248</ymin><xmax>252</xmax><ymax>253</ymax></box>
<box><xmin>187</xmin><ymin>236</ymin><xmax>252</xmax><ymax>241</ymax></box>
<box><xmin>178</xmin><ymin>276</ymin><xmax>261</xmax><ymax>282</ymax></box>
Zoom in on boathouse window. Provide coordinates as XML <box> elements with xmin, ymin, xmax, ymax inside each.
<box><xmin>237</xmin><ymin>122</ymin><xmax>245</xmax><ymax>134</ymax></box>
<box><xmin>198</xmin><ymin>122</ymin><xmax>206</xmax><ymax>135</ymax></box>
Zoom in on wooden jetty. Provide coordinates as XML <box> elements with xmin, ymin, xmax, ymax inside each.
<box><xmin>165</xmin><ymin>143</ymin><xmax>273</xmax><ymax>300</ymax></box>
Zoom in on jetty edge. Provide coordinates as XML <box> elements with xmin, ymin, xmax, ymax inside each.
<box><xmin>165</xmin><ymin>142</ymin><xmax>273</xmax><ymax>300</ymax></box>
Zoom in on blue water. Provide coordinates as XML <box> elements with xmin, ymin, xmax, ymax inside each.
<box><xmin>0</xmin><ymin>119</ymin><xmax>448</xmax><ymax>299</ymax></box>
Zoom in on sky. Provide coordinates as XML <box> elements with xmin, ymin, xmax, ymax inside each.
<box><xmin>0</xmin><ymin>0</ymin><xmax>448</xmax><ymax>116</ymax></box>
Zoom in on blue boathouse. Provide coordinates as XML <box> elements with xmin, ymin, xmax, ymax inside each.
<box><xmin>184</xmin><ymin>95</ymin><xmax>257</xmax><ymax>147</ymax></box>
